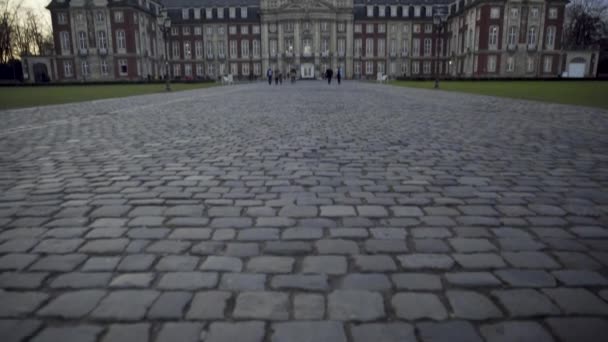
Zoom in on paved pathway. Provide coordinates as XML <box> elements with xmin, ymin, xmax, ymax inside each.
<box><xmin>1</xmin><ymin>81</ymin><xmax>608</xmax><ymax>342</ymax></box>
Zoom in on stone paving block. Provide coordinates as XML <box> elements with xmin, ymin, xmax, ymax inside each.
<box><xmin>210</xmin><ymin>217</ymin><xmax>253</xmax><ymax>228</ymax></box>
<box><xmin>158</xmin><ymin>272</ymin><xmax>218</xmax><ymax>290</ymax></box>
<box><xmin>155</xmin><ymin>255</ymin><xmax>199</xmax><ymax>271</ymax></box>
<box><xmin>543</xmin><ymin>288</ymin><xmax>608</xmax><ymax>315</ymax></box>
<box><xmin>238</xmin><ymin>228</ymin><xmax>280</xmax><ymax>240</ymax></box>
<box><xmin>351</xmin><ymin>323</ymin><xmax>416</xmax><ymax>342</ymax></box>
<box><xmin>29</xmin><ymin>254</ymin><xmax>87</xmax><ymax>272</ymax></box>
<box><xmin>256</xmin><ymin>217</ymin><xmax>296</xmax><ymax>227</ymax></box>
<box><xmin>79</xmin><ymin>238</ymin><xmax>129</xmax><ymax>254</ymax></box>
<box><xmin>329</xmin><ymin>228</ymin><xmax>368</xmax><ymax>238</ymax></box>
<box><xmin>282</xmin><ymin>227</ymin><xmax>323</xmax><ymax>240</ymax></box>
<box><xmin>50</xmin><ymin>272</ymin><xmax>112</xmax><ymax>289</ymax></box>
<box><xmin>233</xmin><ymin>291</ymin><xmax>289</xmax><ymax>320</ymax></box>
<box><xmin>30</xmin><ymin>325</ymin><xmax>103</xmax><ymax>342</ymax></box>
<box><xmin>492</xmin><ymin>289</ymin><xmax>560</xmax><ymax>317</ymax></box>
<box><xmin>328</xmin><ymin>290</ymin><xmax>385</xmax><ymax>321</ymax></box>
<box><xmin>480</xmin><ymin>321</ymin><xmax>554</xmax><ymax>342</ymax></box>
<box><xmin>126</xmin><ymin>228</ymin><xmax>169</xmax><ymax>239</ymax></box>
<box><xmin>497</xmin><ymin>238</ymin><xmax>545</xmax><ymax>251</ymax></box>
<box><xmin>413</xmin><ymin>239</ymin><xmax>451</xmax><ymax>253</ymax></box>
<box><xmin>357</xmin><ymin>205</ymin><xmax>389</xmax><ymax>217</ymax></box>
<box><xmin>417</xmin><ymin>320</ymin><xmax>483</xmax><ymax>342</ymax></box>
<box><xmin>320</xmin><ymin>205</ymin><xmax>356</xmax><ymax>217</ymax></box>
<box><xmin>37</xmin><ymin>290</ymin><xmax>105</xmax><ymax>318</ymax></box>
<box><xmin>315</xmin><ymin>239</ymin><xmax>359</xmax><ymax>254</ymax></box>
<box><xmin>391</xmin><ymin>206</ymin><xmax>424</xmax><ymax>217</ymax></box>
<box><xmin>264</xmin><ymin>241</ymin><xmax>312</xmax><ymax>255</ymax></box>
<box><xmin>353</xmin><ymin>255</ymin><xmax>397</xmax><ymax>272</ymax></box>
<box><xmin>369</xmin><ymin>228</ymin><xmax>407</xmax><ymax>240</ymax></box>
<box><xmin>247</xmin><ymin>256</ymin><xmax>294</xmax><ymax>273</ymax></box>
<box><xmin>494</xmin><ymin>269</ymin><xmax>557</xmax><ymax>287</ymax></box>
<box><xmin>445</xmin><ymin>272</ymin><xmax>502</xmax><ymax>287</ymax></box>
<box><xmin>446</xmin><ymin>290</ymin><xmax>503</xmax><ymax>320</ymax></box>
<box><xmin>192</xmin><ymin>241</ymin><xmax>225</xmax><ymax>255</ymax></box>
<box><xmin>117</xmin><ymin>254</ymin><xmax>156</xmax><ymax>271</ymax></box>
<box><xmin>0</xmin><ymin>253</ymin><xmax>39</xmax><ymax>271</ymax></box>
<box><xmin>0</xmin><ymin>272</ymin><xmax>48</xmax><ymax>289</ymax></box>
<box><xmin>0</xmin><ymin>239</ymin><xmax>38</xmax><ymax>253</ymax></box>
<box><xmin>85</xmin><ymin>228</ymin><xmax>127</xmax><ymax>239</ymax></box>
<box><xmin>270</xmin><ymin>274</ymin><xmax>329</xmax><ymax>291</ymax></box>
<box><xmin>0</xmin><ymin>319</ymin><xmax>42</xmax><ymax>342</ymax></box>
<box><xmin>101</xmin><ymin>324</ymin><xmax>150</xmax><ymax>342</ymax></box>
<box><xmin>452</xmin><ymin>253</ymin><xmax>506</xmax><ymax>269</ymax></box>
<box><xmin>156</xmin><ymin>322</ymin><xmax>204</xmax><ymax>342</ymax></box>
<box><xmin>552</xmin><ymin>269</ymin><xmax>608</xmax><ymax>286</ymax></box>
<box><xmin>200</xmin><ymin>256</ymin><xmax>243</xmax><ymax>272</ymax></box>
<box><xmin>109</xmin><ymin>273</ymin><xmax>155</xmax><ymax>288</ymax></box>
<box><xmin>391</xmin><ymin>273</ymin><xmax>442</xmax><ymax>290</ymax></box>
<box><xmin>146</xmin><ymin>240</ymin><xmax>191</xmax><ymax>253</ymax></box>
<box><xmin>90</xmin><ymin>290</ymin><xmax>159</xmax><ymax>321</ymax></box>
<box><xmin>293</xmin><ymin>294</ymin><xmax>324</xmax><ymax>320</ymax></box>
<box><xmin>545</xmin><ymin>317</ymin><xmax>608</xmax><ymax>342</ymax></box>
<box><xmin>167</xmin><ymin>228</ymin><xmax>212</xmax><ymax>240</ymax></box>
<box><xmin>186</xmin><ymin>291</ymin><xmax>230</xmax><ymax>320</ymax></box>
<box><xmin>449</xmin><ymin>238</ymin><xmax>496</xmax><ymax>252</ymax></box>
<box><xmin>33</xmin><ymin>238</ymin><xmax>84</xmax><ymax>254</ymax></box>
<box><xmin>278</xmin><ymin>205</ymin><xmax>318</xmax><ymax>217</ymax></box>
<box><xmin>90</xmin><ymin>205</ymin><xmax>131</xmax><ymax>218</ymax></box>
<box><xmin>398</xmin><ymin>254</ymin><xmax>455</xmax><ymax>269</ymax></box>
<box><xmin>271</xmin><ymin>321</ymin><xmax>346</xmax><ymax>342</ymax></box>
<box><xmin>147</xmin><ymin>291</ymin><xmax>192</xmax><ymax>319</ymax></box>
<box><xmin>302</xmin><ymin>256</ymin><xmax>347</xmax><ymax>274</ymax></box>
<box><xmin>364</xmin><ymin>239</ymin><xmax>408</xmax><ymax>253</ymax></box>
<box><xmin>206</xmin><ymin>321</ymin><xmax>266</xmax><ymax>342</ymax></box>
<box><xmin>220</xmin><ymin>273</ymin><xmax>266</xmax><ymax>290</ymax></box>
<box><xmin>392</xmin><ymin>292</ymin><xmax>448</xmax><ymax>320</ymax></box>
<box><xmin>341</xmin><ymin>273</ymin><xmax>392</xmax><ymax>291</ymax></box>
<box><xmin>502</xmin><ymin>252</ymin><xmax>561</xmax><ymax>269</ymax></box>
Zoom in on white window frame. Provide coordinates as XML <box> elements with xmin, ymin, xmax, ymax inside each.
<box><xmin>506</xmin><ymin>56</ymin><xmax>514</xmax><ymax>72</ymax></box>
<box><xmin>100</xmin><ymin>59</ymin><xmax>108</xmax><ymax>75</ymax></box>
<box><xmin>423</xmin><ymin>38</ymin><xmax>431</xmax><ymax>56</ymax></box>
<box><xmin>507</xmin><ymin>26</ymin><xmax>517</xmax><ymax>46</ymax></box>
<box><xmin>78</xmin><ymin>31</ymin><xmax>87</xmax><ymax>50</ymax></box>
<box><xmin>195</xmin><ymin>40</ymin><xmax>203</xmax><ymax>59</ymax></box>
<box><xmin>490</xmin><ymin>7</ymin><xmax>500</xmax><ymax>19</ymax></box>
<box><xmin>241</xmin><ymin>40</ymin><xmax>249</xmax><ymax>57</ymax></box>
<box><xmin>549</xmin><ymin>8</ymin><xmax>558</xmax><ymax>20</ymax></box>
<box><xmin>546</xmin><ymin>26</ymin><xmax>556</xmax><ymax>49</ymax></box>
<box><xmin>365</xmin><ymin>61</ymin><xmax>374</xmax><ymax>75</ymax></box>
<box><xmin>365</xmin><ymin>38</ymin><xmax>374</xmax><ymax>57</ymax></box>
<box><xmin>230</xmin><ymin>40</ymin><xmax>238</xmax><ymax>58</ymax></box>
<box><xmin>489</xmin><ymin>26</ymin><xmax>499</xmax><ymax>49</ymax></box>
<box><xmin>116</xmin><ymin>30</ymin><xmax>126</xmax><ymax>51</ymax></box>
<box><xmin>488</xmin><ymin>55</ymin><xmax>497</xmax><ymax>72</ymax></box>
<box><xmin>543</xmin><ymin>55</ymin><xmax>553</xmax><ymax>73</ymax></box>
<box><xmin>184</xmin><ymin>41</ymin><xmax>192</xmax><ymax>59</ymax></box>
<box><xmin>196</xmin><ymin>63</ymin><xmax>204</xmax><ymax>76</ymax></box>
<box><xmin>412</xmin><ymin>38</ymin><xmax>420</xmax><ymax>57</ymax></box>
<box><xmin>60</xmin><ymin>31</ymin><xmax>70</xmax><ymax>52</ymax></box>
<box><xmin>185</xmin><ymin>63</ymin><xmax>192</xmax><ymax>77</ymax></box>
<box><xmin>63</xmin><ymin>60</ymin><xmax>73</xmax><ymax>77</ymax></box>
<box><xmin>114</xmin><ymin>11</ymin><xmax>124</xmax><ymax>23</ymax></box>
<box><xmin>423</xmin><ymin>61</ymin><xmax>431</xmax><ymax>74</ymax></box>
<box><xmin>118</xmin><ymin>59</ymin><xmax>128</xmax><ymax>75</ymax></box>
<box><xmin>58</xmin><ymin>12</ymin><xmax>67</xmax><ymax>25</ymax></box>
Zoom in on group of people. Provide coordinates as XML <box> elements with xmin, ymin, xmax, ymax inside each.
<box><xmin>266</xmin><ymin>67</ymin><xmax>343</xmax><ymax>85</ymax></box>
<box><xmin>323</xmin><ymin>67</ymin><xmax>343</xmax><ymax>85</ymax></box>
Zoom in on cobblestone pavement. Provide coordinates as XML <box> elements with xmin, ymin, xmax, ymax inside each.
<box><xmin>1</xmin><ymin>81</ymin><xmax>608</xmax><ymax>342</ymax></box>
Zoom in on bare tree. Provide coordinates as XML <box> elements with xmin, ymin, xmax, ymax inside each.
<box><xmin>0</xmin><ymin>0</ymin><xmax>53</xmax><ymax>62</ymax></box>
<box><xmin>564</xmin><ymin>0</ymin><xmax>608</xmax><ymax>48</ymax></box>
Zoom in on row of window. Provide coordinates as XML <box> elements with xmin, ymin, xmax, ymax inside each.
<box><xmin>354</xmin><ymin>23</ymin><xmax>436</xmax><ymax>35</ymax></box>
<box><xmin>62</xmin><ymin>59</ymin><xmax>122</xmax><ymax>77</ymax></box>
<box><xmin>57</xmin><ymin>10</ymin><xmax>151</xmax><ymax>26</ymax></box>
<box><xmin>181</xmin><ymin>7</ymin><xmax>249</xmax><ymax>20</ymax></box>
<box><xmin>172</xmin><ymin>25</ymin><xmax>262</xmax><ymax>36</ymax></box>
<box><xmin>476</xmin><ymin>55</ymin><xmax>554</xmax><ymax>73</ymax></box>
<box><xmin>170</xmin><ymin>40</ymin><xmax>262</xmax><ymax>59</ymax></box>
<box><xmin>171</xmin><ymin>62</ymin><xmax>263</xmax><ymax>77</ymax></box>
<box><xmin>272</xmin><ymin>22</ymin><xmax>347</xmax><ymax>33</ymax></box>
<box><xmin>59</xmin><ymin>30</ymin><xmax>128</xmax><ymax>52</ymax></box>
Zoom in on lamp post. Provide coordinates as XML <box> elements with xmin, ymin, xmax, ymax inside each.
<box><xmin>157</xmin><ymin>9</ymin><xmax>172</xmax><ymax>91</ymax></box>
<box><xmin>433</xmin><ymin>8</ymin><xmax>448</xmax><ymax>89</ymax></box>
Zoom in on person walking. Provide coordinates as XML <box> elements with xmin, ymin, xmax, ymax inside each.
<box><xmin>267</xmin><ymin>68</ymin><xmax>273</xmax><ymax>85</ymax></box>
<box><xmin>279</xmin><ymin>71</ymin><xmax>283</xmax><ymax>85</ymax></box>
<box><xmin>326</xmin><ymin>68</ymin><xmax>334</xmax><ymax>85</ymax></box>
<box><xmin>274</xmin><ymin>69</ymin><xmax>279</xmax><ymax>85</ymax></box>
<box><xmin>336</xmin><ymin>66</ymin><xmax>342</xmax><ymax>85</ymax></box>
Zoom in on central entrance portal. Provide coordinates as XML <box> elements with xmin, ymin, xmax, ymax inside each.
<box><xmin>301</xmin><ymin>63</ymin><xmax>315</xmax><ymax>79</ymax></box>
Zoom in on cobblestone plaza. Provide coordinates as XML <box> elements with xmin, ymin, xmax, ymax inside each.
<box><xmin>1</xmin><ymin>82</ymin><xmax>608</xmax><ymax>341</ymax></box>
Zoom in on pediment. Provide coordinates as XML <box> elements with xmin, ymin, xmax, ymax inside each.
<box><xmin>280</xmin><ymin>0</ymin><xmax>335</xmax><ymax>12</ymax></box>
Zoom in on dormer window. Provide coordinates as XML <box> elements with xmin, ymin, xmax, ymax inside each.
<box><xmin>229</xmin><ymin>7</ymin><xmax>236</xmax><ymax>19</ymax></box>
<box><xmin>367</xmin><ymin>5</ymin><xmax>373</xmax><ymax>17</ymax></box>
<box><xmin>217</xmin><ymin>8</ymin><xmax>224</xmax><ymax>19</ymax></box>
<box><xmin>206</xmin><ymin>8</ymin><xmax>212</xmax><ymax>19</ymax></box>
<box><xmin>194</xmin><ymin>9</ymin><xmax>201</xmax><ymax>20</ymax></box>
<box><xmin>182</xmin><ymin>9</ymin><xmax>189</xmax><ymax>20</ymax></box>
<box><xmin>241</xmin><ymin>7</ymin><xmax>248</xmax><ymax>18</ymax></box>
<box><xmin>414</xmin><ymin>6</ymin><xmax>420</xmax><ymax>17</ymax></box>
<box><xmin>379</xmin><ymin>5</ymin><xmax>386</xmax><ymax>17</ymax></box>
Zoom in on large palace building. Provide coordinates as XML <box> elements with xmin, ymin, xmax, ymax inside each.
<box><xmin>27</xmin><ymin>0</ymin><xmax>599</xmax><ymax>82</ymax></box>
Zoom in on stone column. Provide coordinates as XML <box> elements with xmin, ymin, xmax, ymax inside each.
<box><xmin>346</xmin><ymin>18</ymin><xmax>353</xmax><ymax>78</ymax></box>
<box><xmin>261</xmin><ymin>22</ymin><xmax>269</xmax><ymax>74</ymax></box>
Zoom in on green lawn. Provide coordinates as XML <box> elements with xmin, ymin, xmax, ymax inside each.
<box><xmin>390</xmin><ymin>80</ymin><xmax>608</xmax><ymax>110</ymax></box>
<box><xmin>0</xmin><ymin>82</ymin><xmax>216</xmax><ymax>110</ymax></box>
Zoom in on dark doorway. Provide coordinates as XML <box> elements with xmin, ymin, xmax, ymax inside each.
<box><xmin>33</xmin><ymin>63</ymin><xmax>50</xmax><ymax>83</ymax></box>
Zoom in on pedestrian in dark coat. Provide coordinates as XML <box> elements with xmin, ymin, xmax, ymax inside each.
<box><xmin>326</xmin><ymin>68</ymin><xmax>334</xmax><ymax>84</ymax></box>
<box><xmin>337</xmin><ymin>67</ymin><xmax>342</xmax><ymax>85</ymax></box>
<box><xmin>267</xmin><ymin>68</ymin><xmax>273</xmax><ymax>85</ymax></box>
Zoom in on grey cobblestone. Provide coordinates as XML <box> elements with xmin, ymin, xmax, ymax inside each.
<box><xmin>2</xmin><ymin>82</ymin><xmax>608</xmax><ymax>340</ymax></box>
